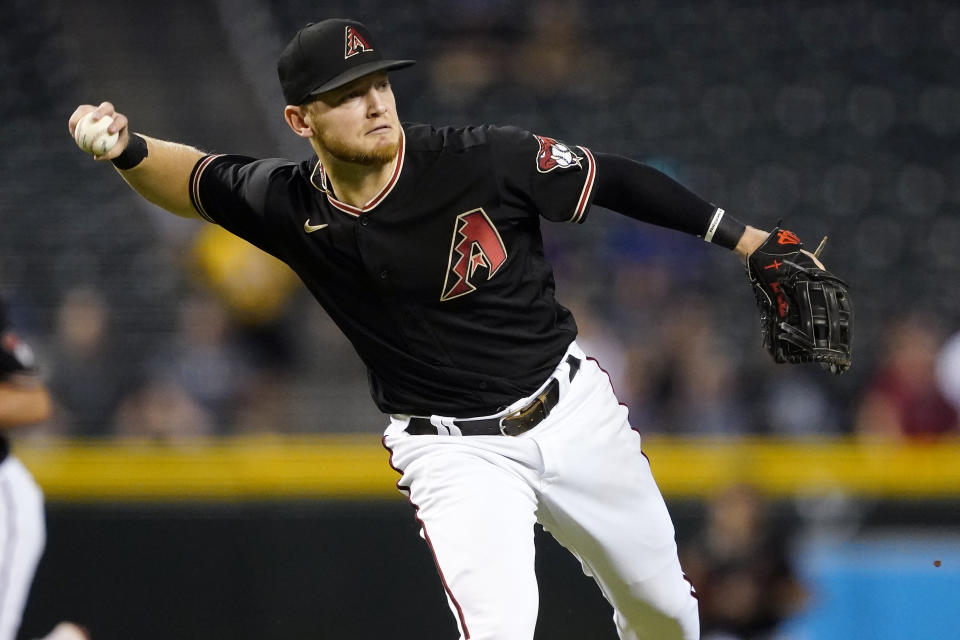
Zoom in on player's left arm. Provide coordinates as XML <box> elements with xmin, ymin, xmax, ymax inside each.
<box><xmin>733</xmin><ymin>227</ymin><xmax>771</xmax><ymax>260</ymax></box>
<box><xmin>593</xmin><ymin>152</ymin><xmax>749</xmax><ymax>252</ymax></box>
<box><xmin>592</xmin><ymin>153</ymin><xmax>824</xmax><ymax>266</ymax></box>
<box><xmin>593</xmin><ymin>152</ymin><xmax>851</xmax><ymax>372</ymax></box>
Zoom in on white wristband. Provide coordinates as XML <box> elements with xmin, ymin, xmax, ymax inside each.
<box><xmin>703</xmin><ymin>207</ymin><xmax>725</xmax><ymax>243</ymax></box>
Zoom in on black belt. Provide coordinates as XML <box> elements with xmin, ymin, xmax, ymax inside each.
<box><xmin>406</xmin><ymin>355</ymin><xmax>581</xmax><ymax>437</ymax></box>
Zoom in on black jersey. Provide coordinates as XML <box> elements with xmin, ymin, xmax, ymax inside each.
<box><xmin>190</xmin><ymin>123</ymin><xmax>597</xmax><ymax>417</ymax></box>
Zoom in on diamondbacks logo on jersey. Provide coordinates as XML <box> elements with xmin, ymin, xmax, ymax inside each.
<box><xmin>441</xmin><ymin>209</ymin><xmax>508</xmax><ymax>301</ymax></box>
<box><xmin>345</xmin><ymin>26</ymin><xmax>373</xmax><ymax>59</ymax></box>
<box><xmin>534</xmin><ymin>135</ymin><xmax>583</xmax><ymax>173</ymax></box>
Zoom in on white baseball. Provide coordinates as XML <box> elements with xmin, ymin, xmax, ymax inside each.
<box><xmin>74</xmin><ymin>112</ymin><xmax>119</xmax><ymax>155</ymax></box>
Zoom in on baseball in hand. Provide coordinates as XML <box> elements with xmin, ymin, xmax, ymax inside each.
<box><xmin>74</xmin><ymin>112</ymin><xmax>119</xmax><ymax>155</ymax></box>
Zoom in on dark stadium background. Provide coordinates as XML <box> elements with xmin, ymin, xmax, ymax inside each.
<box><xmin>4</xmin><ymin>0</ymin><xmax>959</xmax><ymax>638</ymax></box>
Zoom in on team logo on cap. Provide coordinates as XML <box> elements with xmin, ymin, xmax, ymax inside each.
<box><xmin>440</xmin><ymin>208</ymin><xmax>508</xmax><ymax>302</ymax></box>
<box><xmin>345</xmin><ymin>26</ymin><xmax>373</xmax><ymax>59</ymax></box>
<box><xmin>534</xmin><ymin>135</ymin><xmax>583</xmax><ymax>173</ymax></box>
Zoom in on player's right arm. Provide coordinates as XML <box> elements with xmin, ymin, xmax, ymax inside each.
<box><xmin>68</xmin><ymin>102</ymin><xmax>204</xmax><ymax>219</ymax></box>
<box><xmin>0</xmin><ymin>383</ymin><xmax>52</xmax><ymax>429</ymax></box>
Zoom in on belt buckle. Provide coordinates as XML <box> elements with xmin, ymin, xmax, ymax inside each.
<box><xmin>499</xmin><ymin>380</ymin><xmax>555</xmax><ymax>436</ymax></box>
<box><xmin>499</xmin><ymin>400</ymin><xmax>545</xmax><ymax>436</ymax></box>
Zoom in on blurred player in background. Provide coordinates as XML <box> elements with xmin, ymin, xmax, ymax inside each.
<box><xmin>67</xmin><ymin>18</ymin><xmax>848</xmax><ymax>640</ymax></box>
<box><xmin>1</xmin><ymin>299</ymin><xmax>90</xmax><ymax>640</ymax></box>
<box><xmin>0</xmin><ymin>299</ymin><xmax>50</xmax><ymax>640</ymax></box>
<box><xmin>681</xmin><ymin>484</ymin><xmax>808</xmax><ymax>640</ymax></box>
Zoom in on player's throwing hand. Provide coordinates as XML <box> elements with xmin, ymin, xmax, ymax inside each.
<box><xmin>68</xmin><ymin>102</ymin><xmax>129</xmax><ymax>161</ymax></box>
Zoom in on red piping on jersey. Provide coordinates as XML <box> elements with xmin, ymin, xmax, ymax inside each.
<box><xmin>570</xmin><ymin>146</ymin><xmax>595</xmax><ymax>224</ymax></box>
<box><xmin>381</xmin><ymin>435</ymin><xmax>472</xmax><ymax>638</ymax></box>
<box><xmin>309</xmin><ymin>129</ymin><xmax>406</xmax><ymax>217</ymax></box>
<box><xmin>191</xmin><ymin>154</ymin><xmax>226</xmax><ymax>222</ymax></box>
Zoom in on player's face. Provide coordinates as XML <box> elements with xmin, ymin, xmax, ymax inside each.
<box><xmin>305</xmin><ymin>72</ymin><xmax>401</xmax><ymax>166</ymax></box>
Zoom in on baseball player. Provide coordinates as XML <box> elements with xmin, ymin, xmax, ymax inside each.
<box><xmin>0</xmin><ymin>300</ymin><xmax>51</xmax><ymax>640</ymax></box>
<box><xmin>0</xmin><ymin>303</ymin><xmax>91</xmax><ymax>640</ymax></box>
<box><xmin>67</xmin><ymin>18</ymin><xmax>850</xmax><ymax>640</ymax></box>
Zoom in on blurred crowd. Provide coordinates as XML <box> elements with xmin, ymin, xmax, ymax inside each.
<box><xmin>4</xmin><ymin>6</ymin><xmax>957</xmax><ymax>639</ymax></box>
<box><xmin>680</xmin><ymin>484</ymin><xmax>808</xmax><ymax>640</ymax></box>
<box><xmin>3</xmin><ymin>0</ymin><xmax>960</xmax><ymax>442</ymax></box>
<box><xmin>9</xmin><ymin>276</ymin><xmax>959</xmax><ymax>442</ymax></box>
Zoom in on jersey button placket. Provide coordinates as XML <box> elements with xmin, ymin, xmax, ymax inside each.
<box><xmin>355</xmin><ymin>213</ymin><xmax>389</xmax><ymax>286</ymax></box>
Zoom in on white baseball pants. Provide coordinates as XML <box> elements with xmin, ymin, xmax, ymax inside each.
<box><xmin>0</xmin><ymin>455</ymin><xmax>46</xmax><ymax>640</ymax></box>
<box><xmin>384</xmin><ymin>342</ymin><xmax>699</xmax><ymax>639</ymax></box>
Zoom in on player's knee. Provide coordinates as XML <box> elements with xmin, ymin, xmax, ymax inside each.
<box><xmin>612</xmin><ymin>568</ymin><xmax>700</xmax><ymax>640</ymax></box>
<box><xmin>457</xmin><ymin>611</ymin><xmax>536</xmax><ymax>640</ymax></box>
<box><xmin>614</xmin><ymin>595</ymin><xmax>699</xmax><ymax>640</ymax></box>
<box><xmin>466</xmin><ymin>616</ymin><xmax>537</xmax><ymax>640</ymax></box>
<box><xmin>457</xmin><ymin>591</ymin><xmax>538</xmax><ymax>640</ymax></box>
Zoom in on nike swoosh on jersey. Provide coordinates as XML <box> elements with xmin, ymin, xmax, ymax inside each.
<box><xmin>304</xmin><ymin>219</ymin><xmax>329</xmax><ymax>233</ymax></box>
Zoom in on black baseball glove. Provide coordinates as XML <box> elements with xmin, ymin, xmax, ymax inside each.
<box><xmin>746</xmin><ymin>226</ymin><xmax>852</xmax><ymax>374</ymax></box>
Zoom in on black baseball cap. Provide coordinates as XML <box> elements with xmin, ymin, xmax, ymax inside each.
<box><xmin>277</xmin><ymin>19</ymin><xmax>415</xmax><ymax>105</ymax></box>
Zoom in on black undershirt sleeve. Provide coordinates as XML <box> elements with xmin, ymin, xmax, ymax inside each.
<box><xmin>593</xmin><ymin>152</ymin><xmax>745</xmax><ymax>249</ymax></box>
